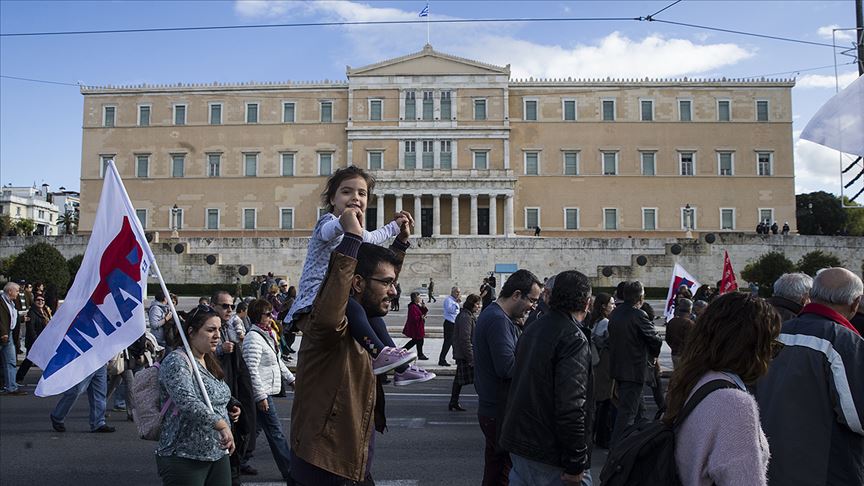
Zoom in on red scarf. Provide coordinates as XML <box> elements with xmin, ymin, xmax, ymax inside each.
<box><xmin>255</xmin><ymin>322</ymin><xmax>277</xmax><ymax>343</ymax></box>
<box><xmin>800</xmin><ymin>302</ymin><xmax>860</xmax><ymax>336</ymax></box>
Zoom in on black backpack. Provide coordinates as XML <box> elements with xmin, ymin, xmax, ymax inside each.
<box><xmin>599</xmin><ymin>379</ymin><xmax>738</xmax><ymax>486</ymax></box>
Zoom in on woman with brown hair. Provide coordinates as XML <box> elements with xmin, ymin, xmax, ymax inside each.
<box><xmin>664</xmin><ymin>292</ymin><xmax>781</xmax><ymax>486</ymax></box>
<box><xmin>16</xmin><ymin>294</ymin><xmax>52</xmax><ymax>384</ymax></box>
<box><xmin>449</xmin><ymin>293</ymin><xmax>481</xmax><ymax>411</ymax></box>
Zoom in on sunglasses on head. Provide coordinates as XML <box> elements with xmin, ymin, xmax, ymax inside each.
<box><xmin>187</xmin><ymin>304</ymin><xmax>214</xmax><ymax>322</ymax></box>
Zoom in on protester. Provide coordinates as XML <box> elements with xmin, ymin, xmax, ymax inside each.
<box><xmin>391</xmin><ymin>282</ymin><xmax>402</xmax><ymax>311</ymax></box>
<box><xmin>241</xmin><ymin>299</ymin><xmax>295</xmax><ymax>481</ymax></box>
<box><xmin>0</xmin><ymin>282</ymin><xmax>25</xmax><ymax>395</ymax></box>
<box><xmin>156</xmin><ymin>305</ymin><xmax>240</xmax><ymax>486</ymax></box>
<box><xmin>692</xmin><ymin>300</ymin><xmax>708</xmax><ymax>319</ymax></box>
<box><xmin>439</xmin><ymin>286</ymin><xmax>461</xmax><ymax>366</ymax></box>
<box><xmin>665</xmin><ymin>298</ymin><xmax>695</xmax><ymax>369</ymax></box>
<box><xmin>235</xmin><ymin>301</ymin><xmax>251</xmax><ymax>334</ymax></box>
<box><xmin>50</xmin><ymin>363</ymin><xmax>114</xmax><ymax>433</ymax></box>
<box><xmin>480</xmin><ymin>275</ymin><xmax>497</xmax><ymax>310</ymax></box>
<box><xmin>106</xmin><ymin>347</ymin><xmax>134</xmax><ymax>421</ymax></box>
<box><xmin>16</xmin><ymin>293</ymin><xmax>52</xmax><ymax>384</ymax></box>
<box><xmin>450</xmin><ymin>293</ymin><xmax>481</xmax><ymax>412</ymax></box>
<box><xmin>607</xmin><ymin>280</ymin><xmax>662</xmax><ymax>445</ymax></box>
<box><xmin>277</xmin><ymin>286</ymin><xmax>298</xmax><ymax>354</ymax></box>
<box><xmin>769</xmin><ymin>272</ymin><xmax>812</xmax><ymax>322</ymax></box>
<box><xmin>755</xmin><ymin>267</ymin><xmax>864</xmax><ymax>485</ymax></box>
<box><xmin>148</xmin><ymin>291</ymin><xmax>173</xmax><ymax>347</ymax></box>
<box><xmin>14</xmin><ymin>281</ymin><xmax>29</xmax><ymax>355</ymax></box>
<box><xmin>289</xmin><ymin>209</ymin><xmax>413</xmax><ymax>484</ymax></box>
<box><xmin>590</xmin><ymin>292</ymin><xmax>615</xmax><ymax>449</ymax></box>
<box><xmin>428</xmin><ymin>278</ymin><xmax>437</xmax><ymax>303</ymax></box>
<box><xmin>524</xmin><ymin>275</ymin><xmax>554</xmax><ymax>328</ymax></box>
<box><xmin>402</xmin><ymin>292</ymin><xmax>429</xmax><ymax>360</ymax></box>
<box><xmin>500</xmin><ymin>270</ymin><xmax>594</xmax><ymax>486</ymax></box>
<box><xmin>474</xmin><ymin>269</ymin><xmax>542</xmax><ymax>486</ymax></box>
<box><xmin>665</xmin><ymin>292</ymin><xmax>779</xmax><ymax>486</ymax></box>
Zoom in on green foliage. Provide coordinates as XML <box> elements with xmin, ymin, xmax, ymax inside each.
<box><xmin>67</xmin><ymin>254</ymin><xmax>85</xmax><ymax>287</ymax></box>
<box><xmin>0</xmin><ymin>254</ymin><xmax>17</xmax><ymax>279</ymax></box>
<box><xmin>9</xmin><ymin>242</ymin><xmax>70</xmax><ymax>294</ymax></box>
<box><xmin>842</xmin><ymin>197</ymin><xmax>864</xmax><ymax>237</ymax></box>
<box><xmin>741</xmin><ymin>252</ymin><xmax>796</xmax><ymax>295</ymax></box>
<box><xmin>796</xmin><ymin>250</ymin><xmax>843</xmax><ymax>277</ymax></box>
<box><xmin>0</xmin><ymin>215</ymin><xmax>13</xmax><ymax>236</ymax></box>
<box><xmin>13</xmin><ymin>218</ymin><xmax>36</xmax><ymax>236</ymax></box>
<box><xmin>796</xmin><ymin>192</ymin><xmax>847</xmax><ymax>235</ymax></box>
<box><xmin>58</xmin><ymin>211</ymin><xmax>79</xmax><ymax>235</ymax></box>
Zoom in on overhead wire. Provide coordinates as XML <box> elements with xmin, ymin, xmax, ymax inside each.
<box><xmin>0</xmin><ymin>75</ymin><xmax>80</xmax><ymax>86</ymax></box>
<box><xmin>647</xmin><ymin>18</ymin><xmax>837</xmax><ymax>48</ymax></box>
<box><xmin>645</xmin><ymin>0</ymin><xmax>684</xmax><ymax>21</ymax></box>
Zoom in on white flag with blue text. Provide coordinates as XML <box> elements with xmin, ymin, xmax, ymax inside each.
<box><xmin>419</xmin><ymin>4</ymin><xmax>429</xmax><ymax>17</ymax></box>
<box><xmin>28</xmin><ymin>161</ymin><xmax>154</xmax><ymax>396</ymax></box>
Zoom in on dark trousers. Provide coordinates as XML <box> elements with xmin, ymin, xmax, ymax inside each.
<box><xmin>593</xmin><ymin>399</ymin><xmax>616</xmax><ymax>449</ymax></box>
<box><xmin>478</xmin><ymin>414</ymin><xmax>510</xmax><ymax>486</ymax></box>
<box><xmin>438</xmin><ymin>320</ymin><xmax>455</xmax><ymax>365</ymax></box>
<box><xmin>450</xmin><ymin>382</ymin><xmax>463</xmax><ymax>407</ymax></box>
<box><xmin>611</xmin><ymin>381</ymin><xmax>646</xmax><ymax>446</ymax></box>
<box><xmin>156</xmin><ymin>454</ymin><xmax>231</xmax><ymax>486</ymax></box>
<box><xmin>345</xmin><ymin>298</ymin><xmax>408</xmax><ymax>372</ymax></box>
<box><xmin>15</xmin><ymin>359</ymin><xmax>34</xmax><ymax>383</ymax></box>
<box><xmin>403</xmin><ymin>338</ymin><xmax>425</xmax><ymax>358</ymax></box>
<box><xmin>12</xmin><ymin>325</ymin><xmax>21</xmax><ymax>355</ymax></box>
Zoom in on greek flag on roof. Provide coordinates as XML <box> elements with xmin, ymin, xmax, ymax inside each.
<box><xmin>419</xmin><ymin>4</ymin><xmax>429</xmax><ymax>17</ymax></box>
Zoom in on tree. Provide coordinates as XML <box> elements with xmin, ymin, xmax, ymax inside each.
<box><xmin>0</xmin><ymin>214</ymin><xmax>13</xmax><ymax>237</ymax></box>
<box><xmin>741</xmin><ymin>251</ymin><xmax>796</xmax><ymax>295</ymax></box>
<box><xmin>796</xmin><ymin>192</ymin><xmax>847</xmax><ymax>235</ymax></box>
<box><xmin>58</xmin><ymin>210</ymin><xmax>79</xmax><ymax>235</ymax></box>
<box><xmin>13</xmin><ymin>218</ymin><xmax>36</xmax><ymax>236</ymax></box>
<box><xmin>0</xmin><ymin>254</ymin><xmax>16</xmax><ymax>280</ymax></box>
<box><xmin>842</xmin><ymin>197</ymin><xmax>864</xmax><ymax>237</ymax></box>
<box><xmin>796</xmin><ymin>250</ymin><xmax>843</xmax><ymax>277</ymax></box>
<box><xmin>67</xmin><ymin>254</ymin><xmax>84</xmax><ymax>286</ymax></box>
<box><xmin>9</xmin><ymin>242</ymin><xmax>70</xmax><ymax>294</ymax></box>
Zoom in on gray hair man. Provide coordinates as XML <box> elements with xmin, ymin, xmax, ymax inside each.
<box><xmin>770</xmin><ymin>272</ymin><xmax>813</xmax><ymax>322</ymax></box>
<box><xmin>0</xmin><ymin>282</ymin><xmax>26</xmax><ymax>395</ymax></box>
<box><xmin>439</xmin><ymin>286</ymin><xmax>462</xmax><ymax>366</ymax></box>
<box><xmin>756</xmin><ymin>268</ymin><xmax>864</xmax><ymax>485</ymax></box>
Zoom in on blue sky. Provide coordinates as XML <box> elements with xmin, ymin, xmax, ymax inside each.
<box><xmin>1</xmin><ymin>0</ymin><xmax>861</xmax><ymax>195</ymax></box>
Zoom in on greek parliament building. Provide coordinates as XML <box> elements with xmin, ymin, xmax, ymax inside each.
<box><xmin>78</xmin><ymin>45</ymin><xmax>796</xmax><ymax>239</ymax></box>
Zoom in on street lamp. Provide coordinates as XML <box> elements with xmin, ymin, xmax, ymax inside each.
<box><xmin>171</xmin><ymin>204</ymin><xmax>179</xmax><ymax>238</ymax></box>
<box><xmin>684</xmin><ymin>203</ymin><xmax>694</xmax><ymax>238</ymax></box>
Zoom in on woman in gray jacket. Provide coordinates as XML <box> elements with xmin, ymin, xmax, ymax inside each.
<box><xmin>449</xmin><ymin>294</ymin><xmax>481</xmax><ymax>411</ymax></box>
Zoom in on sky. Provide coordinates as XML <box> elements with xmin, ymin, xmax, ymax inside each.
<box><xmin>1</xmin><ymin>0</ymin><xmax>861</xmax><ymax>197</ymax></box>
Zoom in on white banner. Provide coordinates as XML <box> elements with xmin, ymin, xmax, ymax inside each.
<box><xmin>801</xmin><ymin>73</ymin><xmax>864</xmax><ymax>157</ymax></box>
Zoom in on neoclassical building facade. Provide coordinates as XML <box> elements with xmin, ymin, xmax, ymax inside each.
<box><xmin>78</xmin><ymin>45</ymin><xmax>796</xmax><ymax>238</ymax></box>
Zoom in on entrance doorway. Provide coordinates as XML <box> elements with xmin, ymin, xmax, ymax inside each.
<box><xmin>478</xmin><ymin>208</ymin><xmax>490</xmax><ymax>235</ymax></box>
<box><xmin>421</xmin><ymin>208</ymin><xmax>433</xmax><ymax>237</ymax></box>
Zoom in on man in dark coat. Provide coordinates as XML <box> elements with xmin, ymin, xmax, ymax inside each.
<box><xmin>769</xmin><ymin>272</ymin><xmax>812</xmax><ymax>322</ymax></box>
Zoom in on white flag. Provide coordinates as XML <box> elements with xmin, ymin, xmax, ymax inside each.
<box><xmin>29</xmin><ymin>161</ymin><xmax>154</xmax><ymax>396</ymax></box>
<box><xmin>800</xmin><ymin>73</ymin><xmax>864</xmax><ymax>157</ymax></box>
<box><xmin>663</xmin><ymin>263</ymin><xmax>701</xmax><ymax>322</ymax></box>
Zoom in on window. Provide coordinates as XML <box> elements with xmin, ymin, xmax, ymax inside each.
<box><xmin>368</xmin><ymin>151</ymin><xmax>383</xmax><ymax>170</ymax></box>
<box><xmin>171</xmin><ymin>154</ymin><xmax>185</xmax><ymax>177</ymax></box>
<box><xmin>138</xmin><ymin>105</ymin><xmax>150</xmax><ymax>126</ymax></box>
<box><xmin>604</xmin><ymin>208</ymin><xmax>618</xmax><ymax>230</ymax></box>
<box><xmin>320</xmin><ymin>101</ymin><xmax>333</xmax><ymax>123</ymax></box>
<box><xmin>440</xmin><ymin>140</ymin><xmax>452</xmax><ymax>169</ymax></box>
<box><xmin>679</xmin><ymin>152</ymin><xmax>695</xmax><ymax>176</ymax></box>
<box><xmin>243</xmin><ymin>209</ymin><xmax>256</xmax><ymax>230</ymax></box>
<box><xmin>678</xmin><ymin>99</ymin><xmax>692</xmax><ymax>122</ymax></box>
<box><xmin>280</xmin><ymin>208</ymin><xmax>294</xmax><ymax>230</ymax></box>
<box><xmin>759</xmin><ymin>208</ymin><xmax>774</xmax><ymax>224</ymax></box>
<box><xmin>244</xmin><ymin>153</ymin><xmax>257</xmax><ymax>177</ymax></box>
<box><xmin>174</xmin><ymin>104</ymin><xmax>186</xmax><ymax>125</ymax></box>
<box><xmin>602</xmin><ymin>99</ymin><xmax>615</xmax><ymax>121</ymax></box>
<box><xmin>440</xmin><ymin>91</ymin><xmax>452</xmax><ymax>119</ymax></box>
<box><xmin>209</xmin><ymin>103</ymin><xmax>222</xmax><ymax>125</ymax></box>
<box><xmin>602</xmin><ymin>152</ymin><xmax>618</xmax><ymax>175</ymax></box>
<box><xmin>718</xmin><ymin>99</ymin><xmax>731</xmax><ymax>121</ymax></box>
<box><xmin>473</xmin><ymin>151</ymin><xmax>488</xmax><ymax>169</ymax></box>
<box><xmin>319</xmin><ymin>152</ymin><xmax>333</xmax><ymax>175</ymax></box>
<box><xmin>208</xmin><ymin>153</ymin><xmax>221</xmax><ymax>177</ymax></box>
<box><xmin>525</xmin><ymin>208</ymin><xmax>540</xmax><ymax>230</ymax></box>
<box><xmin>281</xmin><ymin>153</ymin><xmax>295</xmax><ymax>176</ymax></box>
<box><xmin>563</xmin><ymin>99</ymin><xmax>576</xmax><ymax>121</ymax></box>
<box><xmin>246</xmin><ymin>103</ymin><xmax>259</xmax><ymax>124</ymax></box>
<box><xmin>564</xmin><ymin>152</ymin><xmax>579</xmax><ymax>175</ymax></box>
<box><xmin>681</xmin><ymin>207</ymin><xmax>698</xmax><ymax>230</ymax></box>
<box><xmin>404</xmin><ymin>91</ymin><xmax>416</xmax><ymax>119</ymax></box>
<box><xmin>474</xmin><ymin>99</ymin><xmax>487</xmax><ymax>120</ymax></box>
<box><xmin>757</xmin><ymin>152</ymin><xmax>773</xmax><ymax>176</ymax></box>
<box><xmin>756</xmin><ymin>100</ymin><xmax>769</xmax><ymax>121</ymax></box>
<box><xmin>643</xmin><ymin>208</ymin><xmax>657</xmax><ymax>230</ymax></box>
<box><xmin>283</xmin><ymin>102</ymin><xmax>295</xmax><ymax>123</ymax></box>
<box><xmin>720</xmin><ymin>208</ymin><xmax>735</xmax><ymax>230</ymax></box>
<box><xmin>135</xmin><ymin>209</ymin><xmax>147</xmax><ymax>229</ymax></box>
<box><xmin>718</xmin><ymin>152</ymin><xmax>734</xmax><ymax>176</ymax></box>
<box><xmin>421</xmin><ymin>140</ymin><xmax>434</xmax><ymax>169</ymax></box>
<box><xmin>103</xmin><ymin>106</ymin><xmax>115</xmax><ymax>127</ymax></box>
<box><xmin>38</xmin><ymin>210</ymin><xmax>45</xmax><ymax>219</ymax></box>
<box><xmin>369</xmin><ymin>99</ymin><xmax>382</xmax><ymax>121</ymax></box>
<box><xmin>100</xmin><ymin>155</ymin><xmax>113</xmax><ymax>177</ymax></box>
<box><xmin>422</xmin><ymin>91</ymin><xmax>434</xmax><ymax>120</ymax></box>
<box><xmin>564</xmin><ymin>208</ymin><xmax>579</xmax><ymax>230</ymax></box>
<box><xmin>524</xmin><ymin>99</ymin><xmax>537</xmax><ymax>121</ymax></box>
<box><xmin>404</xmin><ymin>141</ymin><xmax>416</xmax><ymax>169</ymax></box>
<box><xmin>641</xmin><ymin>152</ymin><xmax>656</xmax><ymax>176</ymax></box>
<box><xmin>640</xmin><ymin>99</ymin><xmax>654</xmax><ymax>121</ymax></box>
<box><xmin>136</xmin><ymin>155</ymin><xmax>149</xmax><ymax>178</ymax></box>
<box><xmin>525</xmin><ymin>152</ymin><xmax>539</xmax><ymax>175</ymax></box>
<box><xmin>206</xmin><ymin>209</ymin><xmax>219</xmax><ymax>230</ymax></box>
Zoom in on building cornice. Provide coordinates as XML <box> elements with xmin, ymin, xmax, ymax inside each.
<box><xmin>509</xmin><ymin>77</ymin><xmax>796</xmax><ymax>88</ymax></box>
<box><xmin>80</xmin><ymin>80</ymin><xmax>349</xmax><ymax>95</ymax></box>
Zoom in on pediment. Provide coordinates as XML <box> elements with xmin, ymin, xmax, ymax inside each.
<box><xmin>347</xmin><ymin>45</ymin><xmax>509</xmax><ymax>77</ymax></box>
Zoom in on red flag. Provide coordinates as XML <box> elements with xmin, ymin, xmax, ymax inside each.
<box><xmin>720</xmin><ymin>250</ymin><xmax>739</xmax><ymax>295</ymax></box>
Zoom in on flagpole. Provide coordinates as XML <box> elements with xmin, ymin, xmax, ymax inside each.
<box><xmin>108</xmin><ymin>161</ymin><xmax>214</xmax><ymax>413</ymax></box>
<box><xmin>426</xmin><ymin>9</ymin><xmax>430</xmax><ymax>45</ymax></box>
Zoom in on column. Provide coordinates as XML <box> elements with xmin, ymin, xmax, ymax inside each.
<box><xmin>414</xmin><ymin>195</ymin><xmax>423</xmax><ymax>237</ymax></box>
<box><xmin>376</xmin><ymin>194</ymin><xmax>385</xmax><ymax>229</ymax></box>
<box><xmin>432</xmin><ymin>194</ymin><xmax>441</xmax><ymax>236</ymax></box>
<box><xmin>451</xmin><ymin>195</ymin><xmax>460</xmax><ymax>236</ymax></box>
<box><xmin>504</xmin><ymin>194</ymin><xmax>514</xmax><ymax>236</ymax></box>
<box><xmin>489</xmin><ymin>195</ymin><xmax>498</xmax><ymax>235</ymax></box>
<box><xmin>470</xmin><ymin>194</ymin><xmax>479</xmax><ymax>236</ymax></box>
<box><xmin>395</xmin><ymin>194</ymin><xmax>403</xmax><ymax>213</ymax></box>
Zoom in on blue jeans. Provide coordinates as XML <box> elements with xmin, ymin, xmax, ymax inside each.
<box><xmin>50</xmin><ymin>366</ymin><xmax>108</xmax><ymax>431</ymax></box>
<box><xmin>510</xmin><ymin>454</ymin><xmax>592</xmax><ymax>486</ymax></box>
<box><xmin>256</xmin><ymin>396</ymin><xmax>292</xmax><ymax>479</ymax></box>
<box><xmin>1</xmin><ymin>340</ymin><xmax>18</xmax><ymax>392</ymax></box>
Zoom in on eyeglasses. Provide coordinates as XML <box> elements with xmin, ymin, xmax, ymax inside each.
<box><xmin>367</xmin><ymin>277</ymin><xmax>397</xmax><ymax>289</ymax></box>
<box><xmin>35</xmin><ymin>299</ymin><xmax>45</xmax><ymax>303</ymax></box>
<box><xmin>216</xmin><ymin>302</ymin><xmax>236</xmax><ymax>311</ymax></box>
<box><xmin>522</xmin><ymin>294</ymin><xmax>540</xmax><ymax>305</ymax></box>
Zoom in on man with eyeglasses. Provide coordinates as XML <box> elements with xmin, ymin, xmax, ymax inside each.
<box><xmin>473</xmin><ymin>269</ymin><xmax>543</xmax><ymax>485</ymax></box>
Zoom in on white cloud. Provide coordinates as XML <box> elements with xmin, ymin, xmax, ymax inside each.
<box><xmin>797</xmin><ymin>71</ymin><xmax>860</xmax><ymax>89</ymax></box>
<box><xmin>234</xmin><ymin>0</ymin><xmax>293</xmax><ymax>19</ymax></box>
<box><xmin>816</xmin><ymin>24</ymin><xmax>854</xmax><ymax>43</ymax></box>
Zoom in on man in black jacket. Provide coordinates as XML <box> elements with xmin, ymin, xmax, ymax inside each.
<box><xmin>607</xmin><ymin>280</ymin><xmax>662</xmax><ymax>446</ymax></box>
<box><xmin>500</xmin><ymin>271</ymin><xmax>593</xmax><ymax>486</ymax></box>
<box><xmin>769</xmin><ymin>272</ymin><xmax>811</xmax><ymax>322</ymax></box>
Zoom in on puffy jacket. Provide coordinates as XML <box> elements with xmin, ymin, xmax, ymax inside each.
<box><xmin>242</xmin><ymin>326</ymin><xmax>295</xmax><ymax>403</ymax></box>
<box><xmin>499</xmin><ymin>309</ymin><xmax>592</xmax><ymax>475</ymax></box>
<box><xmin>608</xmin><ymin>304</ymin><xmax>662</xmax><ymax>383</ymax></box>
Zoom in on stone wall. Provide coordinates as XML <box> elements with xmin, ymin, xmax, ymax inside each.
<box><xmin>2</xmin><ymin>234</ymin><xmax>862</xmax><ymax>293</ymax></box>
